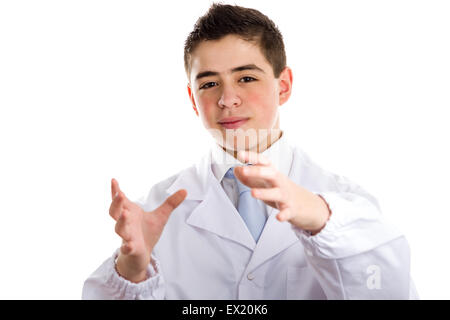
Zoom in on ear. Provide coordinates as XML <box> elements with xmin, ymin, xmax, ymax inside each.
<box><xmin>187</xmin><ymin>83</ymin><xmax>199</xmax><ymax>117</ymax></box>
<box><xmin>277</xmin><ymin>66</ymin><xmax>293</xmax><ymax>106</ymax></box>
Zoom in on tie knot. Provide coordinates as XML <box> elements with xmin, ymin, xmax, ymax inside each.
<box><xmin>224</xmin><ymin>167</ymin><xmax>250</xmax><ymax>194</ymax></box>
<box><xmin>224</xmin><ymin>167</ymin><xmax>235</xmax><ymax>179</ymax></box>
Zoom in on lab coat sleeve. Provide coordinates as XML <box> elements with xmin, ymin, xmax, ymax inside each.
<box><xmin>292</xmin><ymin>179</ymin><xmax>419</xmax><ymax>299</ymax></box>
<box><xmin>81</xmin><ymin>248</ymin><xmax>165</xmax><ymax>300</ymax></box>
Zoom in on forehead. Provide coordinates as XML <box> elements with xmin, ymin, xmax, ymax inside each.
<box><xmin>190</xmin><ymin>35</ymin><xmax>271</xmax><ymax>80</ymax></box>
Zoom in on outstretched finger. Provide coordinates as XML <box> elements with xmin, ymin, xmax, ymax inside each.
<box><xmin>154</xmin><ymin>189</ymin><xmax>187</xmax><ymax>220</ymax></box>
<box><xmin>236</xmin><ymin>164</ymin><xmax>282</xmax><ymax>188</ymax></box>
<box><xmin>111</xmin><ymin>178</ymin><xmax>120</xmax><ymax>200</ymax></box>
<box><xmin>114</xmin><ymin>209</ymin><xmax>133</xmax><ymax>242</ymax></box>
<box><xmin>276</xmin><ymin>208</ymin><xmax>294</xmax><ymax>222</ymax></box>
<box><xmin>120</xmin><ymin>239</ymin><xmax>134</xmax><ymax>255</ymax></box>
<box><xmin>237</xmin><ymin>150</ymin><xmax>271</xmax><ymax>166</ymax></box>
<box><xmin>252</xmin><ymin>187</ymin><xmax>286</xmax><ymax>203</ymax></box>
<box><xmin>109</xmin><ymin>190</ymin><xmax>127</xmax><ymax>221</ymax></box>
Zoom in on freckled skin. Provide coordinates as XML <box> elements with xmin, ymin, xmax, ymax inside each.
<box><xmin>187</xmin><ymin>34</ymin><xmax>293</xmax><ymax>154</ymax></box>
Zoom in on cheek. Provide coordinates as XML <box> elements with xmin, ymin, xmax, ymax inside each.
<box><xmin>196</xmin><ymin>95</ymin><xmax>218</xmax><ymax>125</ymax></box>
<box><xmin>247</xmin><ymin>87</ymin><xmax>278</xmax><ymax>124</ymax></box>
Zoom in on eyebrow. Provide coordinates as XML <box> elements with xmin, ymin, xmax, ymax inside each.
<box><xmin>195</xmin><ymin>64</ymin><xmax>265</xmax><ymax>81</ymax></box>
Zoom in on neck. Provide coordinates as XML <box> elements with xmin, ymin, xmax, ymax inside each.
<box><xmin>222</xmin><ymin>129</ymin><xmax>283</xmax><ymax>160</ymax></box>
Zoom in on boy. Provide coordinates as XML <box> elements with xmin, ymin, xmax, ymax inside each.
<box><xmin>82</xmin><ymin>3</ymin><xmax>418</xmax><ymax>299</ymax></box>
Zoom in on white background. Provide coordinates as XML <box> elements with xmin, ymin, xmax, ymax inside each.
<box><xmin>0</xmin><ymin>0</ymin><xmax>449</xmax><ymax>299</ymax></box>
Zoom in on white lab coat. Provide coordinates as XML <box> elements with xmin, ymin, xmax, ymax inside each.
<box><xmin>82</xmin><ymin>143</ymin><xmax>419</xmax><ymax>300</ymax></box>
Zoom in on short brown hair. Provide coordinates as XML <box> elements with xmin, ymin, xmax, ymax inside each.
<box><xmin>184</xmin><ymin>3</ymin><xmax>286</xmax><ymax>79</ymax></box>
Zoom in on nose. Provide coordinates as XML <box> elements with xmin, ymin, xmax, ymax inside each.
<box><xmin>218</xmin><ymin>83</ymin><xmax>241</xmax><ymax>109</ymax></box>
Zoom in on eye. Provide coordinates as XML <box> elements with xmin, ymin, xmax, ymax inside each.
<box><xmin>199</xmin><ymin>82</ymin><xmax>217</xmax><ymax>90</ymax></box>
<box><xmin>239</xmin><ymin>76</ymin><xmax>256</xmax><ymax>83</ymax></box>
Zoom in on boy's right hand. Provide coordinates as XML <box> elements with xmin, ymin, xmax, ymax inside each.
<box><xmin>109</xmin><ymin>178</ymin><xmax>187</xmax><ymax>283</ymax></box>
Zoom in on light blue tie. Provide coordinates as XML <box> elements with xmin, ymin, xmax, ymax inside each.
<box><xmin>225</xmin><ymin>167</ymin><xmax>267</xmax><ymax>242</ymax></box>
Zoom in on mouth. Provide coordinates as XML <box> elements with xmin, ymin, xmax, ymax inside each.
<box><xmin>217</xmin><ymin>117</ymin><xmax>249</xmax><ymax>129</ymax></box>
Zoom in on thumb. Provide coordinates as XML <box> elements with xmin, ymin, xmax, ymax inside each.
<box><xmin>154</xmin><ymin>189</ymin><xmax>187</xmax><ymax>221</ymax></box>
<box><xmin>111</xmin><ymin>178</ymin><xmax>120</xmax><ymax>200</ymax></box>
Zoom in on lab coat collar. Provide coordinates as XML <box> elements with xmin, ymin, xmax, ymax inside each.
<box><xmin>166</xmin><ymin>134</ymin><xmax>301</xmax><ymax>266</ymax></box>
<box><xmin>166</xmin><ymin>151</ymin><xmax>212</xmax><ymax>201</ymax></box>
<box><xmin>167</xmin><ymin>151</ymin><xmax>256</xmax><ymax>250</ymax></box>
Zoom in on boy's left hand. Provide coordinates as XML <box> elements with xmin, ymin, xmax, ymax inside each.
<box><xmin>234</xmin><ymin>150</ymin><xmax>331</xmax><ymax>235</ymax></box>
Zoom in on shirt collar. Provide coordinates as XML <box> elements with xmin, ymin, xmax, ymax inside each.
<box><xmin>210</xmin><ymin>130</ymin><xmax>294</xmax><ymax>183</ymax></box>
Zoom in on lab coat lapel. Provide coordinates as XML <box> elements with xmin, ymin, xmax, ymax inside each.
<box><xmin>167</xmin><ymin>152</ymin><xmax>256</xmax><ymax>251</ymax></box>
<box><xmin>187</xmin><ymin>181</ymin><xmax>256</xmax><ymax>251</ymax></box>
<box><xmin>246</xmin><ymin>207</ymin><xmax>298</xmax><ymax>272</ymax></box>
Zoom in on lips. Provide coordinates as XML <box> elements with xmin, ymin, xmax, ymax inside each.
<box><xmin>217</xmin><ymin>117</ymin><xmax>249</xmax><ymax>129</ymax></box>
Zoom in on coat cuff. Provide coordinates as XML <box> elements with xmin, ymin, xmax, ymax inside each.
<box><xmin>104</xmin><ymin>249</ymin><xmax>164</xmax><ymax>299</ymax></box>
<box><xmin>292</xmin><ymin>191</ymin><xmax>404</xmax><ymax>260</ymax></box>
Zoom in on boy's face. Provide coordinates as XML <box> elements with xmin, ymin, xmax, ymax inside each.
<box><xmin>187</xmin><ymin>34</ymin><xmax>292</xmax><ymax>153</ymax></box>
